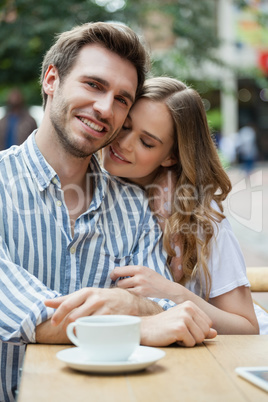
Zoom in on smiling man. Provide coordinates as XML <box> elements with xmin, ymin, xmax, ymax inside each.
<box><xmin>0</xmin><ymin>22</ymin><xmax>154</xmax><ymax>401</ymax></box>
<box><xmin>41</xmin><ymin>45</ymin><xmax>137</xmax><ymax>159</ymax></box>
<box><xmin>35</xmin><ymin>41</ymin><xmax>139</xmax><ymax>232</ymax></box>
<box><xmin>0</xmin><ymin>22</ymin><xmax>216</xmax><ymax>402</ymax></box>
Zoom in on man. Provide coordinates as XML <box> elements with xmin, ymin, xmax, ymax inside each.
<box><xmin>0</xmin><ymin>22</ymin><xmax>215</xmax><ymax>401</ymax></box>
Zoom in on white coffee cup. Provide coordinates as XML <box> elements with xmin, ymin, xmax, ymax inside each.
<box><xmin>67</xmin><ymin>315</ymin><xmax>141</xmax><ymax>362</ymax></box>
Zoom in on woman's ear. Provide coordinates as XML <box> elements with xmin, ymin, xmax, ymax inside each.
<box><xmin>43</xmin><ymin>65</ymin><xmax>59</xmax><ymax>97</ymax></box>
<box><xmin>161</xmin><ymin>155</ymin><xmax>177</xmax><ymax>167</ymax></box>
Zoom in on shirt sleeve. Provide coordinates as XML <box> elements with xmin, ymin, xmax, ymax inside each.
<box><xmin>0</xmin><ymin>236</ymin><xmax>61</xmax><ymax>345</ymax></box>
<box><xmin>128</xmin><ymin>199</ymin><xmax>175</xmax><ymax>310</ymax></box>
<box><xmin>207</xmin><ymin>218</ymin><xmax>250</xmax><ymax>298</ymax></box>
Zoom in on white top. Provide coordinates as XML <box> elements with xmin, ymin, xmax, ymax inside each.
<box><xmin>155</xmin><ymin>173</ymin><xmax>268</xmax><ymax>334</ymax></box>
<box><xmin>184</xmin><ymin>213</ymin><xmax>250</xmax><ymax>299</ymax></box>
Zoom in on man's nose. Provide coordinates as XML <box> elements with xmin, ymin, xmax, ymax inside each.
<box><xmin>93</xmin><ymin>93</ymin><xmax>114</xmax><ymax>119</ymax></box>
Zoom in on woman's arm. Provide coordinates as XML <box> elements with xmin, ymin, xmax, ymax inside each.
<box><xmin>110</xmin><ymin>266</ymin><xmax>259</xmax><ymax>334</ymax></box>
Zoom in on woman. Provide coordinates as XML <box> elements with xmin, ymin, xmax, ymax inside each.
<box><xmin>102</xmin><ymin>76</ymin><xmax>268</xmax><ymax>334</ymax></box>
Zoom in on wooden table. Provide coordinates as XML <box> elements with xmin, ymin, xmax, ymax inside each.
<box><xmin>18</xmin><ymin>335</ymin><xmax>268</xmax><ymax>402</ymax></box>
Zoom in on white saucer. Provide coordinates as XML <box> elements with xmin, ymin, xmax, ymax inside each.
<box><xmin>56</xmin><ymin>346</ymin><xmax>165</xmax><ymax>374</ymax></box>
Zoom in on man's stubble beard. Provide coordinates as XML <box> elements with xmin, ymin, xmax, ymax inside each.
<box><xmin>50</xmin><ymin>93</ymin><xmax>120</xmax><ymax>159</ymax></box>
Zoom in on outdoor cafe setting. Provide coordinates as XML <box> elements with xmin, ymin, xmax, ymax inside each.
<box><xmin>1</xmin><ymin>1</ymin><xmax>268</xmax><ymax>402</ymax></box>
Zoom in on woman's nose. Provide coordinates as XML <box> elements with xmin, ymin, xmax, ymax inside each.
<box><xmin>116</xmin><ymin>131</ymin><xmax>134</xmax><ymax>151</ymax></box>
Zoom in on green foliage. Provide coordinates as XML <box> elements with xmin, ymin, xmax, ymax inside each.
<box><xmin>0</xmin><ymin>0</ymin><xmax>113</xmax><ymax>104</ymax></box>
<box><xmin>206</xmin><ymin>108</ymin><xmax>222</xmax><ymax>132</ymax></box>
<box><xmin>0</xmin><ymin>0</ymin><xmax>222</xmax><ymax>105</ymax></box>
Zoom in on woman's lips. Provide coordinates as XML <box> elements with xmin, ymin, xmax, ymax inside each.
<box><xmin>109</xmin><ymin>145</ymin><xmax>131</xmax><ymax>163</ymax></box>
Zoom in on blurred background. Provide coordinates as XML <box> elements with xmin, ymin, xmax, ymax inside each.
<box><xmin>0</xmin><ymin>0</ymin><xmax>268</xmax><ymax>266</ymax></box>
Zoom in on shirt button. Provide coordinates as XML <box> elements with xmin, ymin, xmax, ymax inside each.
<box><xmin>70</xmin><ymin>247</ymin><xmax>76</xmax><ymax>254</ymax></box>
<box><xmin>52</xmin><ymin>177</ymin><xmax>57</xmax><ymax>184</ymax></box>
<box><xmin>56</xmin><ymin>200</ymin><xmax>62</xmax><ymax>207</ymax></box>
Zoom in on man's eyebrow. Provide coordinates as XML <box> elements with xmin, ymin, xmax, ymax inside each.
<box><xmin>83</xmin><ymin>75</ymin><xmax>135</xmax><ymax>104</ymax></box>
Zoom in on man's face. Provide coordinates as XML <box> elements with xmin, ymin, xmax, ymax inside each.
<box><xmin>47</xmin><ymin>44</ymin><xmax>138</xmax><ymax>158</ymax></box>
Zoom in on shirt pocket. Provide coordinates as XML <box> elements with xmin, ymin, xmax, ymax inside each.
<box><xmin>90</xmin><ymin>253</ymin><xmax>132</xmax><ymax>288</ymax></box>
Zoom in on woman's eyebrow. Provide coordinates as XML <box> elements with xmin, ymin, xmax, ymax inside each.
<box><xmin>142</xmin><ymin>130</ymin><xmax>163</xmax><ymax>144</ymax></box>
<box><xmin>127</xmin><ymin>113</ymin><xmax>163</xmax><ymax>144</ymax></box>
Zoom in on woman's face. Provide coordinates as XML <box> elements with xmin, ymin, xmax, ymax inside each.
<box><xmin>102</xmin><ymin>98</ymin><xmax>176</xmax><ymax>186</ymax></box>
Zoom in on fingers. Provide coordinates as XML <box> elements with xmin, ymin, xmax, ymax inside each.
<box><xmin>180</xmin><ymin>302</ymin><xmax>214</xmax><ymax>346</ymax></box>
<box><xmin>44</xmin><ymin>295</ymin><xmax>68</xmax><ymax>308</ymax></box>
<box><xmin>48</xmin><ymin>289</ymin><xmax>93</xmax><ymax>326</ymax></box>
<box><xmin>207</xmin><ymin>328</ymin><xmax>217</xmax><ymax>339</ymax></box>
<box><xmin>141</xmin><ymin>302</ymin><xmax>216</xmax><ymax>348</ymax></box>
<box><xmin>115</xmin><ymin>276</ymin><xmax>136</xmax><ymax>289</ymax></box>
<box><xmin>110</xmin><ymin>265</ymin><xmax>150</xmax><ymax>281</ymax></box>
<box><xmin>110</xmin><ymin>266</ymin><xmax>140</xmax><ymax>291</ymax></box>
<box><xmin>110</xmin><ymin>266</ymin><xmax>137</xmax><ymax>281</ymax></box>
<box><xmin>44</xmin><ymin>287</ymin><xmax>136</xmax><ymax>327</ymax></box>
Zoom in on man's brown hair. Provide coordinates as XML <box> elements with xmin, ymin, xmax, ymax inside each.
<box><xmin>40</xmin><ymin>21</ymin><xmax>150</xmax><ymax>107</ymax></box>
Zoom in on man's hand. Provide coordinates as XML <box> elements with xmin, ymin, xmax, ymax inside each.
<box><xmin>44</xmin><ymin>287</ymin><xmax>162</xmax><ymax>328</ymax></box>
<box><xmin>140</xmin><ymin>301</ymin><xmax>217</xmax><ymax>347</ymax></box>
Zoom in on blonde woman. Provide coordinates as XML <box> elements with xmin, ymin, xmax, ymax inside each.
<box><xmin>102</xmin><ymin>77</ymin><xmax>268</xmax><ymax>334</ymax></box>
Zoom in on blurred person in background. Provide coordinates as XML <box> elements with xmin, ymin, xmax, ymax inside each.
<box><xmin>236</xmin><ymin>122</ymin><xmax>258</xmax><ymax>175</ymax></box>
<box><xmin>0</xmin><ymin>88</ymin><xmax>37</xmax><ymax>150</ymax></box>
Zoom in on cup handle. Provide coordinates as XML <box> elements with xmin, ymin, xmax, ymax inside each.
<box><xmin>67</xmin><ymin>322</ymin><xmax>79</xmax><ymax>347</ymax></box>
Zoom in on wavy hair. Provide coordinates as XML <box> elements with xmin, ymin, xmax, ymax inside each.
<box><xmin>141</xmin><ymin>77</ymin><xmax>232</xmax><ymax>299</ymax></box>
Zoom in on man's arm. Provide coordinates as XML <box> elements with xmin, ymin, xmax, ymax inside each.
<box><xmin>0</xmin><ymin>236</ymin><xmax>60</xmax><ymax>345</ymax></box>
<box><xmin>44</xmin><ymin>286</ymin><xmax>163</xmax><ymax>337</ymax></box>
<box><xmin>36</xmin><ymin>318</ymin><xmax>70</xmax><ymax>344</ymax></box>
<box><xmin>41</xmin><ymin>297</ymin><xmax>217</xmax><ymax>347</ymax></box>
<box><xmin>140</xmin><ymin>302</ymin><xmax>217</xmax><ymax>347</ymax></box>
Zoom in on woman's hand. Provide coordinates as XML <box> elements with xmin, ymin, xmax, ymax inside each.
<box><xmin>110</xmin><ymin>265</ymin><xmax>178</xmax><ymax>299</ymax></box>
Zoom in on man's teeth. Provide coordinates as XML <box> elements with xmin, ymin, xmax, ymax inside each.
<box><xmin>79</xmin><ymin>117</ymin><xmax>103</xmax><ymax>132</ymax></box>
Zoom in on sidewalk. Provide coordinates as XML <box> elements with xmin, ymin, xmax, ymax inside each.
<box><xmin>223</xmin><ymin>162</ymin><xmax>268</xmax><ymax>267</ymax></box>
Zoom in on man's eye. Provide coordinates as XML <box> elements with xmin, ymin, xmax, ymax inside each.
<box><xmin>117</xmin><ymin>97</ymin><xmax>128</xmax><ymax>105</ymax></box>
<box><xmin>87</xmin><ymin>82</ymin><xmax>98</xmax><ymax>89</ymax></box>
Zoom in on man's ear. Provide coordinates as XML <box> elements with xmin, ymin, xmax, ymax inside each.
<box><xmin>161</xmin><ymin>155</ymin><xmax>177</xmax><ymax>167</ymax></box>
<box><xmin>42</xmin><ymin>65</ymin><xmax>59</xmax><ymax>96</ymax></box>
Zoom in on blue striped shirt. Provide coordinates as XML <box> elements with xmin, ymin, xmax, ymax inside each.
<box><xmin>0</xmin><ymin>132</ymin><xmax>173</xmax><ymax>401</ymax></box>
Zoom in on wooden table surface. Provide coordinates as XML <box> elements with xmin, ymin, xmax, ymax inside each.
<box><xmin>18</xmin><ymin>335</ymin><xmax>268</xmax><ymax>402</ymax></box>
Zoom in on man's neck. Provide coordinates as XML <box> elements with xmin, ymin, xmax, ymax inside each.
<box><xmin>35</xmin><ymin>123</ymin><xmax>94</xmax><ymax>235</ymax></box>
<box><xmin>35</xmin><ymin>121</ymin><xmax>92</xmax><ymax>188</ymax></box>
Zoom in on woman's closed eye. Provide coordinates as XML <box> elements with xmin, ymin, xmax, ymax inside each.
<box><xmin>140</xmin><ymin>138</ymin><xmax>154</xmax><ymax>148</ymax></box>
<box><xmin>122</xmin><ymin>124</ymin><xmax>131</xmax><ymax>131</ymax></box>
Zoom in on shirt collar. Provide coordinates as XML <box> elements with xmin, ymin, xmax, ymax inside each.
<box><xmin>22</xmin><ymin>131</ymin><xmax>108</xmax><ymax>200</ymax></box>
<box><xmin>22</xmin><ymin>131</ymin><xmax>57</xmax><ymax>191</ymax></box>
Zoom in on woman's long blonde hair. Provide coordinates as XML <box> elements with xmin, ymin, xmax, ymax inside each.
<box><xmin>141</xmin><ymin>77</ymin><xmax>232</xmax><ymax>299</ymax></box>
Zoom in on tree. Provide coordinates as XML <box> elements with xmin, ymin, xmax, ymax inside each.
<box><xmin>0</xmin><ymin>0</ymin><xmax>221</xmax><ymax>104</ymax></box>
